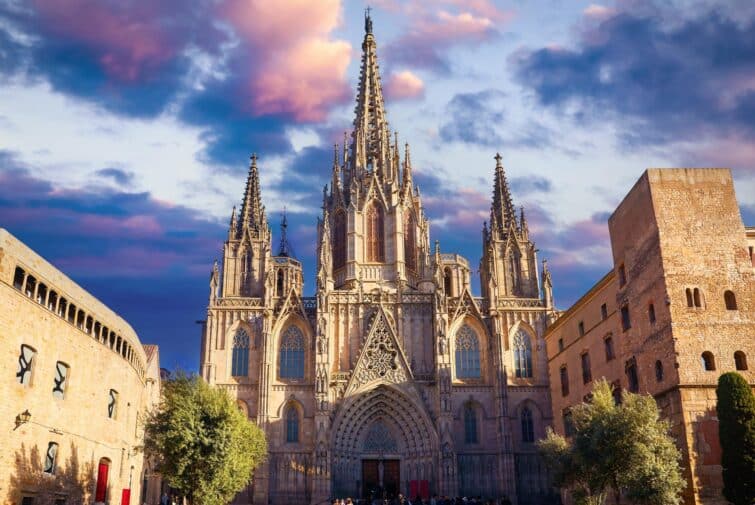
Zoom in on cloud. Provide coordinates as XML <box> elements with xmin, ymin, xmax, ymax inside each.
<box><xmin>95</xmin><ymin>167</ymin><xmax>134</xmax><ymax>186</ymax></box>
<box><xmin>510</xmin><ymin>175</ymin><xmax>553</xmax><ymax>195</ymax></box>
<box><xmin>384</xmin><ymin>9</ymin><xmax>503</xmax><ymax>73</ymax></box>
<box><xmin>384</xmin><ymin>70</ymin><xmax>425</xmax><ymax>100</ymax></box>
<box><xmin>511</xmin><ymin>2</ymin><xmax>755</xmax><ymax>146</ymax></box>
<box><xmin>438</xmin><ymin>90</ymin><xmax>505</xmax><ymax>146</ymax></box>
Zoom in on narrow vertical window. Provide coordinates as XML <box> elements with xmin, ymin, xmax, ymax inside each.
<box><xmin>13</xmin><ymin>266</ymin><xmax>25</xmax><ymax>290</ymax></box>
<box><xmin>24</xmin><ymin>275</ymin><xmax>36</xmax><ymax>298</ymax></box>
<box><xmin>108</xmin><ymin>389</ymin><xmax>118</xmax><ymax>419</ymax></box>
<box><xmin>279</xmin><ymin>326</ymin><xmax>305</xmax><ymax>379</ymax></box>
<box><xmin>735</xmin><ymin>351</ymin><xmax>748</xmax><ymax>371</ymax></box>
<box><xmin>648</xmin><ymin>303</ymin><xmax>656</xmax><ymax>324</ymax></box>
<box><xmin>693</xmin><ymin>288</ymin><xmax>702</xmax><ymax>308</ymax></box>
<box><xmin>521</xmin><ymin>407</ymin><xmax>534</xmax><ymax>443</ymax></box>
<box><xmin>618</xmin><ymin>264</ymin><xmax>626</xmax><ymax>287</ymax></box>
<box><xmin>581</xmin><ymin>352</ymin><xmax>592</xmax><ymax>384</ymax></box>
<box><xmin>604</xmin><ymin>335</ymin><xmax>615</xmax><ymax>361</ymax></box>
<box><xmin>626</xmin><ymin>358</ymin><xmax>639</xmax><ymax>393</ymax></box>
<box><xmin>560</xmin><ymin>366</ymin><xmax>569</xmax><ymax>397</ymax></box>
<box><xmin>404</xmin><ymin>212</ymin><xmax>417</xmax><ymax>271</ymax></box>
<box><xmin>44</xmin><ymin>442</ymin><xmax>58</xmax><ymax>474</ymax></box>
<box><xmin>724</xmin><ymin>290</ymin><xmax>737</xmax><ymax>310</ymax></box>
<box><xmin>276</xmin><ymin>270</ymin><xmax>285</xmax><ymax>297</ymax></box>
<box><xmin>366</xmin><ymin>201</ymin><xmax>385</xmax><ymax>262</ymax></box>
<box><xmin>563</xmin><ymin>409</ymin><xmax>574</xmax><ymax>437</ymax></box>
<box><xmin>333</xmin><ymin>210</ymin><xmax>346</xmax><ymax>270</ymax></box>
<box><xmin>513</xmin><ymin>330</ymin><xmax>532</xmax><ymax>378</ymax></box>
<box><xmin>600</xmin><ymin>303</ymin><xmax>608</xmax><ymax>320</ymax></box>
<box><xmin>53</xmin><ymin>362</ymin><xmax>69</xmax><ymax>399</ymax></box>
<box><xmin>285</xmin><ymin>406</ymin><xmax>299</xmax><ymax>443</ymax></box>
<box><xmin>464</xmin><ymin>404</ymin><xmax>478</xmax><ymax>444</ymax></box>
<box><xmin>444</xmin><ymin>268</ymin><xmax>453</xmax><ymax>296</ymax></box>
<box><xmin>655</xmin><ymin>360</ymin><xmax>664</xmax><ymax>382</ymax></box>
<box><xmin>620</xmin><ymin>305</ymin><xmax>631</xmax><ymax>331</ymax></box>
<box><xmin>455</xmin><ymin>324</ymin><xmax>481</xmax><ymax>379</ymax></box>
<box><xmin>16</xmin><ymin>344</ymin><xmax>36</xmax><ymax>386</ymax></box>
<box><xmin>558</xmin><ymin>338</ymin><xmax>564</xmax><ymax>352</ymax></box>
<box><xmin>231</xmin><ymin>329</ymin><xmax>250</xmax><ymax>377</ymax></box>
<box><xmin>578</xmin><ymin>321</ymin><xmax>585</xmax><ymax>336</ymax></box>
<box><xmin>686</xmin><ymin>288</ymin><xmax>693</xmax><ymax>307</ymax></box>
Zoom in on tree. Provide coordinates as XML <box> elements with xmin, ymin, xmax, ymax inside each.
<box><xmin>143</xmin><ymin>373</ymin><xmax>267</xmax><ymax>505</ymax></box>
<box><xmin>538</xmin><ymin>379</ymin><xmax>685</xmax><ymax>505</ymax></box>
<box><xmin>716</xmin><ymin>372</ymin><xmax>755</xmax><ymax>505</ymax></box>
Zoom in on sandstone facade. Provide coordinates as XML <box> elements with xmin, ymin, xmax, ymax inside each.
<box><xmin>0</xmin><ymin>229</ymin><xmax>163</xmax><ymax>505</ymax></box>
<box><xmin>199</xmin><ymin>13</ymin><xmax>557</xmax><ymax>505</ymax></box>
<box><xmin>545</xmin><ymin>168</ymin><xmax>755</xmax><ymax>505</ymax></box>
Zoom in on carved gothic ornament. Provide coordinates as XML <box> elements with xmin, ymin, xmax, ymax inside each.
<box><xmin>495</xmin><ymin>298</ymin><xmax>544</xmax><ymax>308</ymax></box>
<box><xmin>214</xmin><ymin>297</ymin><xmax>264</xmax><ymax>308</ymax></box>
<box><xmin>345</xmin><ymin>308</ymin><xmax>412</xmax><ymax>394</ymax></box>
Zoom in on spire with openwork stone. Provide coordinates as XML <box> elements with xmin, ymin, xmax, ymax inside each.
<box><xmin>238</xmin><ymin>153</ymin><xmax>266</xmax><ymax>238</ymax></box>
<box><xmin>350</xmin><ymin>8</ymin><xmax>391</xmax><ymax>181</ymax></box>
<box><xmin>490</xmin><ymin>153</ymin><xmax>516</xmax><ymax>236</ymax></box>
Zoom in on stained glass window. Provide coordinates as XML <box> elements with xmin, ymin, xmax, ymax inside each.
<box><xmin>513</xmin><ymin>330</ymin><xmax>532</xmax><ymax>378</ymax></box>
<box><xmin>231</xmin><ymin>329</ymin><xmax>250</xmax><ymax>377</ymax></box>
<box><xmin>455</xmin><ymin>324</ymin><xmax>481</xmax><ymax>379</ymax></box>
<box><xmin>280</xmin><ymin>326</ymin><xmax>305</xmax><ymax>379</ymax></box>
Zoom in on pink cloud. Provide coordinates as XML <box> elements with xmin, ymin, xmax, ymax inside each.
<box><xmin>385</xmin><ymin>70</ymin><xmax>425</xmax><ymax>100</ymax></box>
<box><xmin>218</xmin><ymin>0</ymin><xmax>352</xmax><ymax>121</ymax></box>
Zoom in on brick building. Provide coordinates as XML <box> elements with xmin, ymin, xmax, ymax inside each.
<box><xmin>544</xmin><ymin>168</ymin><xmax>755</xmax><ymax>505</ymax></box>
<box><xmin>0</xmin><ymin>229</ymin><xmax>163</xmax><ymax>505</ymax></box>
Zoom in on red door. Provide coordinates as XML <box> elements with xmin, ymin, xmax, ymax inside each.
<box><xmin>96</xmin><ymin>462</ymin><xmax>109</xmax><ymax>502</ymax></box>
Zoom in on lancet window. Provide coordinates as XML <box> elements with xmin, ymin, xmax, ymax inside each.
<box><xmin>231</xmin><ymin>329</ymin><xmax>250</xmax><ymax>377</ymax></box>
<box><xmin>521</xmin><ymin>407</ymin><xmax>535</xmax><ymax>443</ymax></box>
<box><xmin>279</xmin><ymin>326</ymin><xmax>305</xmax><ymax>379</ymax></box>
<box><xmin>464</xmin><ymin>404</ymin><xmax>478</xmax><ymax>444</ymax></box>
<box><xmin>513</xmin><ymin>329</ymin><xmax>533</xmax><ymax>378</ymax></box>
<box><xmin>285</xmin><ymin>406</ymin><xmax>299</xmax><ymax>443</ymax></box>
<box><xmin>333</xmin><ymin>210</ymin><xmax>346</xmax><ymax>270</ymax></box>
<box><xmin>455</xmin><ymin>324</ymin><xmax>481</xmax><ymax>379</ymax></box>
<box><xmin>366</xmin><ymin>201</ymin><xmax>385</xmax><ymax>262</ymax></box>
<box><xmin>404</xmin><ymin>212</ymin><xmax>417</xmax><ymax>271</ymax></box>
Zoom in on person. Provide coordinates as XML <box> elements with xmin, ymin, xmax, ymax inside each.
<box><xmin>160</xmin><ymin>493</ymin><xmax>169</xmax><ymax>505</ymax></box>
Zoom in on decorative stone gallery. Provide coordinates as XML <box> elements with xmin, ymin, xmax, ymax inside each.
<box><xmin>199</xmin><ymin>12</ymin><xmax>557</xmax><ymax>505</ymax></box>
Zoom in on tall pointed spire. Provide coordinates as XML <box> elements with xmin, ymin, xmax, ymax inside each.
<box><xmin>402</xmin><ymin>142</ymin><xmax>413</xmax><ymax>196</ymax></box>
<box><xmin>278</xmin><ymin>208</ymin><xmax>293</xmax><ymax>257</ymax></box>
<box><xmin>351</xmin><ymin>7</ymin><xmax>391</xmax><ymax>180</ymax></box>
<box><xmin>238</xmin><ymin>153</ymin><xmax>265</xmax><ymax>237</ymax></box>
<box><xmin>490</xmin><ymin>153</ymin><xmax>516</xmax><ymax>235</ymax></box>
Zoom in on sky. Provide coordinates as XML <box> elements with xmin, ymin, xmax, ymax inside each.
<box><xmin>1</xmin><ymin>0</ymin><xmax>754</xmax><ymax>371</ymax></box>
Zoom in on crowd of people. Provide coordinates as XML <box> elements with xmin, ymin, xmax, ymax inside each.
<box><xmin>331</xmin><ymin>495</ymin><xmax>514</xmax><ymax>505</ymax></box>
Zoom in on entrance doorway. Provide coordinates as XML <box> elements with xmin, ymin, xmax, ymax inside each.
<box><xmin>362</xmin><ymin>459</ymin><xmax>400</xmax><ymax>500</ymax></box>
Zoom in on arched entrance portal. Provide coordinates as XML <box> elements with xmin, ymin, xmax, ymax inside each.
<box><xmin>330</xmin><ymin>385</ymin><xmax>438</xmax><ymax>500</ymax></box>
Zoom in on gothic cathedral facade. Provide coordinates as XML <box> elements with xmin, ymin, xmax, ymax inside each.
<box><xmin>199</xmin><ymin>14</ymin><xmax>557</xmax><ymax>505</ymax></box>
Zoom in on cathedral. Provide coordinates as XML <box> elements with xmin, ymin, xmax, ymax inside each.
<box><xmin>199</xmin><ymin>12</ymin><xmax>557</xmax><ymax>504</ymax></box>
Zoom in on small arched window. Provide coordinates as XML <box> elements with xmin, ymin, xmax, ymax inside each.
<box><xmin>366</xmin><ymin>201</ymin><xmax>385</xmax><ymax>262</ymax></box>
<box><xmin>685</xmin><ymin>288</ymin><xmax>693</xmax><ymax>307</ymax></box>
<box><xmin>655</xmin><ymin>360</ymin><xmax>664</xmax><ymax>382</ymax></box>
<box><xmin>404</xmin><ymin>212</ymin><xmax>417</xmax><ymax>271</ymax></box>
<box><xmin>693</xmin><ymin>288</ymin><xmax>703</xmax><ymax>308</ymax></box>
<box><xmin>16</xmin><ymin>344</ymin><xmax>36</xmax><ymax>386</ymax></box>
<box><xmin>724</xmin><ymin>290</ymin><xmax>737</xmax><ymax>310</ymax></box>
<box><xmin>276</xmin><ymin>270</ymin><xmax>285</xmax><ymax>297</ymax></box>
<box><xmin>701</xmin><ymin>351</ymin><xmax>716</xmax><ymax>371</ymax></box>
<box><xmin>455</xmin><ymin>324</ymin><xmax>481</xmax><ymax>379</ymax></box>
<box><xmin>464</xmin><ymin>404</ymin><xmax>478</xmax><ymax>444</ymax></box>
<box><xmin>513</xmin><ymin>330</ymin><xmax>533</xmax><ymax>378</ymax></box>
<box><xmin>285</xmin><ymin>406</ymin><xmax>299</xmax><ymax>443</ymax></box>
<box><xmin>333</xmin><ymin>210</ymin><xmax>346</xmax><ymax>270</ymax></box>
<box><xmin>280</xmin><ymin>326</ymin><xmax>305</xmax><ymax>379</ymax></box>
<box><xmin>735</xmin><ymin>351</ymin><xmax>748</xmax><ymax>371</ymax></box>
<box><xmin>231</xmin><ymin>329</ymin><xmax>250</xmax><ymax>377</ymax></box>
<box><xmin>521</xmin><ymin>407</ymin><xmax>535</xmax><ymax>443</ymax></box>
<box><xmin>44</xmin><ymin>442</ymin><xmax>58</xmax><ymax>474</ymax></box>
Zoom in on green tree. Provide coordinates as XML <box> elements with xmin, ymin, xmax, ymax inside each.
<box><xmin>716</xmin><ymin>372</ymin><xmax>755</xmax><ymax>505</ymax></box>
<box><xmin>143</xmin><ymin>373</ymin><xmax>267</xmax><ymax>505</ymax></box>
<box><xmin>538</xmin><ymin>379</ymin><xmax>685</xmax><ymax>505</ymax></box>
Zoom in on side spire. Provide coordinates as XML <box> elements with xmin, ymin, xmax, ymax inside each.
<box><xmin>278</xmin><ymin>208</ymin><xmax>293</xmax><ymax>257</ymax></box>
<box><xmin>238</xmin><ymin>153</ymin><xmax>266</xmax><ymax>238</ymax></box>
<box><xmin>490</xmin><ymin>152</ymin><xmax>516</xmax><ymax>235</ymax></box>
<box><xmin>351</xmin><ymin>7</ymin><xmax>390</xmax><ymax>181</ymax></box>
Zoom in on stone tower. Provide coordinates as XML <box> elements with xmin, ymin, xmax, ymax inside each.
<box><xmin>199</xmin><ymin>11</ymin><xmax>558</xmax><ymax>505</ymax></box>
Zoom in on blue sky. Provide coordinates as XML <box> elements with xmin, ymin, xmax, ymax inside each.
<box><xmin>1</xmin><ymin>0</ymin><xmax>753</xmax><ymax>371</ymax></box>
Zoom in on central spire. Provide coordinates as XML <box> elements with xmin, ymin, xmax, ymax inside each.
<box><xmin>350</xmin><ymin>7</ymin><xmax>390</xmax><ymax>181</ymax></box>
<box><xmin>491</xmin><ymin>153</ymin><xmax>517</xmax><ymax>234</ymax></box>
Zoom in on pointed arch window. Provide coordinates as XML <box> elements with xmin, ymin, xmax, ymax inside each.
<box><xmin>444</xmin><ymin>268</ymin><xmax>453</xmax><ymax>296</ymax></box>
<box><xmin>521</xmin><ymin>407</ymin><xmax>535</xmax><ymax>443</ymax></box>
<box><xmin>276</xmin><ymin>270</ymin><xmax>285</xmax><ymax>297</ymax></box>
<box><xmin>464</xmin><ymin>403</ymin><xmax>478</xmax><ymax>444</ymax></box>
<box><xmin>333</xmin><ymin>210</ymin><xmax>347</xmax><ymax>270</ymax></box>
<box><xmin>231</xmin><ymin>329</ymin><xmax>250</xmax><ymax>377</ymax></box>
<box><xmin>280</xmin><ymin>326</ymin><xmax>305</xmax><ymax>379</ymax></box>
<box><xmin>455</xmin><ymin>324</ymin><xmax>481</xmax><ymax>379</ymax></box>
<box><xmin>404</xmin><ymin>212</ymin><xmax>417</xmax><ymax>271</ymax></box>
<box><xmin>513</xmin><ymin>330</ymin><xmax>533</xmax><ymax>378</ymax></box>
<box><xmin>366</xmin><ymin>201</ymin><xmax>385</xmax><ymax>262</ymax></box>
<box><xmin>285</xmin><ymin>405</ymin><xmax>299</xmax><ymax>443</ymax></box>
